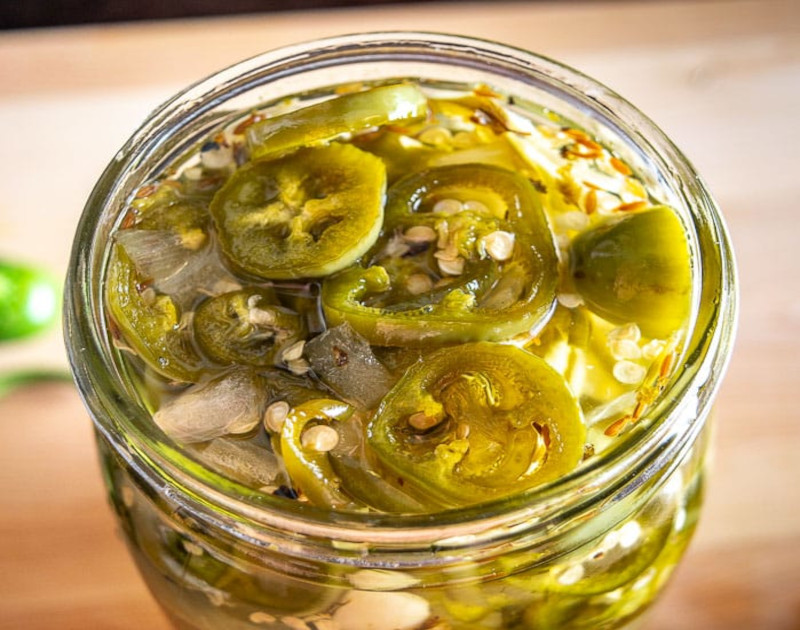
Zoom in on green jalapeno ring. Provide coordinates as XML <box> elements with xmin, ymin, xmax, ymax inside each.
<box><xmin>246</xmin><ymin>83</ymin><xmax>429</xmax><ymax>161</ymax></box>
<box><xmin>193</xmin><ymin>288</ymin><xmax>305</xmax><ymax>368</ymax></box>
<box><xmin>278</xmin><ymin>399</ymin><xmax>359</xmax><ymax>510</ymax></box>
<box><xmin>569</xmin><ymin>206</ymin><xmax>692</xmax><ymax>339</ymax></box>
<box><xmin>367</xmin><ymin>342</ymin><xmax>585</xmax><ymax>508</ymax></box>
<box><xmin>210</xmin><ymin>143</ymin><xmax>387</xmax><ymax>280</ymax></box>
<box><xmin>321</xmin><ymin>164</ymin><xmax>559</xmax><ymax>346</ymax></box>
<box><xmin>106</xmin><ymin>246</ymin><xmax>203</xmax><ymax>383</ymax></box>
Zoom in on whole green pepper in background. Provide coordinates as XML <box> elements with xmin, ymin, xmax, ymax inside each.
<box><xmin>0</xmin><ymin>260</ymin><xmax>60</xmax><ymax>342</ymax></box>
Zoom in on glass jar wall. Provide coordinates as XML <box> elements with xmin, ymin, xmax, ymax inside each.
<box><xmin>65</xmin><ymin>33</ymin><xmax>737</xmax><ymax>630</ymax></box>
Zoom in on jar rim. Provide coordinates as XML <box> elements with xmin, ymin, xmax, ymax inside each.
<box><xmin>64</xmin><ymin>31</ymin><xmax>737</xmax><ymax>547</ymax></box>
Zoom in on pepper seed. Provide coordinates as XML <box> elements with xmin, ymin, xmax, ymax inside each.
<box><xmin>438</xmin><ymin>256</ymin><xmax>465</xmax><ymax>276</ymax></box>
<box><xmin>613</xmin><ymin>360</ymin><xmax>646</xmax><ymax>385</ymax></box>
<box><xmin>301</xmin><ymin>425</ymin><xmax>340</xmax><ymax>452</ymax></box>
<box><xmin>263</xmin><ymin>401</ymin><xmax>290</xmax><ymax>433</ymax></box>
<box><xmin>403</xmin><ymin>225</ymin><xmax>437</xmax><ymax>244</ymax></box>
<box><xmin>406</xmin><ymin>273</ymin><xmax>434</xmax><ymax>295</ymax></box>
<box><xmin>482</xmin><ymin>230</ymin><xmax>515</xmax><ymax>261</ymax></box>
<box><xmin>281</xmin><ymin>340</ymin><xmax>305</xmax><ymax>362</ymax></box>
<box><xmin>408</xmin><ymin>411</ymin><xmax>443</xmax><ymax>431</ymax></box>
<box><xmin>433</xmin><ymin>198</ymin><xmax>463</xmax><ymax>215</ymax></box>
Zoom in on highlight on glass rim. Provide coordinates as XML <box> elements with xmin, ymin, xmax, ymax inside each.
<box><xmin>65</xmin><ymin>33</ymin><xmax>736</xmax><ymax>630</ymax></box>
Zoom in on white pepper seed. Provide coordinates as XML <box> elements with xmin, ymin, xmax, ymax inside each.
<box><xmin>610</xmin><ymin>338</ymin><xmax>642</xmax><ymax>361</ymax></box>
<box><xmin>248</xmin><ymin>307</ymin><xmax>276</xmax><ymax>327</ymax></box>
<box><xmin>332</xmin><ymin>590</ymin><xmax>430</xmax><ymax>630</ymax></box>
<box><xmin>482</xmin><ymin>230</ymin><xmax>515</xmax><ymax>261</ymax></box>
<box><xmin>433</xmin><ymin>198</ymin><xmax>463</xmax><ymax>215</ymax></box>
<box><xmin>641</xmin><ymin>339</ymin><xmax>666</xmax><ymax>360</ymax></box>
<box><xmin>282</xmin><ymin>340</ymin><xmax>305</xmax><ymax>362</ymax></box>
<box><xmin>248</xmin><ymin>612</ymin><xmax>277</xmax><ymax>625</ymax></box>
<box><xmin>301</xmin><ymin>425</ymin><xmax>340</xmax><ymax>452</ymax></box>
<box><xmin>462</xmin><ymin>200</ymin><xmax>490</xmax><ymax>214</ymax></box>
<box><xmin>282</xmin><ymin>617</ymin><xmax>310</xmax><ymax>630</ymax></box>
<box><xmin>433</xmin><ymin>246</ymin><xmax>458</xmax><ymax>264</ymax></box>
<box><xmin>287</xmin><ymin>358</ymin><xmax>310</xmax><ymax>375</ymax></box>
<box><xmin>438</xmin><ymin>256</ymin><xmax>465</xmax><ymax>276</ymax></box>
<box><xmin>263</xmin><ymin>401</ymin><xmax>290</xmax><ymax>433</ymax></box>
<box><xmin>557</xmin><ymin>293</ymin><xmax>584</xmax><ymax>308</ymax></box>
<box><xmin>384</xmin><ymin>233</ymin><xmax>411</xmax><ymax>258</ymax></box>
<box><xmin>406</xmin><ymin>273</ymin><xmax>433</xmax><ymax>295</ymax></box>
<box><xmin>349</xmin><ymin>569</ymin><xmax>421</xmax><ymax>591</ymax></box>
<box><xmin>403</xmin><ymin>225</ymin><xmax>437</xmax><ymax>243</ymax></box>
<box><xmin>607</xmin><ymin>323</ymin><xmax>641</xmax><ymax>343</ymax></box>
<box><xmin>613</xmin><ymin>360</ymin><xmax>646</xmax><ymax>385</ymax></box>
<box><xmin>140</xmin><ymin>287</ymin><xmax>157</xmax><ymax>307</ymax></box>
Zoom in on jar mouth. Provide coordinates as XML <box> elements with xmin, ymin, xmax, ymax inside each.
<box><xmin>64</xmin><ymin>32</ymin><xmax>738</xmax><ymax>544</ymax></box>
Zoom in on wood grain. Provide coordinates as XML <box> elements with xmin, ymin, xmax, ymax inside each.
<box><xmin>1</xmin><ymin>1</ymin><xmax>799</xmax><ymax>628</ymax></box>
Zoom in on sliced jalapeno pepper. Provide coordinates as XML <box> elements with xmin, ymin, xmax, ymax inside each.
<box><xmin>367</xmin><ymin>342</ymin><xmax>585</xmax><ymax>507</ymax></box>
<box><xmin>569</xmin><ymin>206</ymin><xmax>692</xmax><ymax>338</ymax></box>
<box><xmin>106</xmin><ymin>246</ymin><xmax>202</xmax><ymax>382</ymax></box>
<box><xmin>247</xmin><ymin>83</ymin><xmax>428</xmax><ymax>161</ymax></box>
<box><xmin>279</xmin><ymin>399</ymin><xmax>358</xmax><ymax>509</ymax></box>
<box><xmin>210</xmin><ymin>143</ymin><xmax>386</xmax><ymax>280</ymax></box>
<box><xmin>321</xmin><ymin>164</ymin><xmax>558</xmax><ymax>346</ymax></box>
<box><xmin>133</xmin><ymin>190</ymin><xmax>211</xmax><ymax>245</ymax></box>
<box><xmin>193</xmin><ymin>288</ymin><xmax>304</xmax><ymax>367</ymax></box>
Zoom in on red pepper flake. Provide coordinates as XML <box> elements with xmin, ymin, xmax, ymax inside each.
<box><xmin>610</xmin><ymin>157</ymin><xmax>633</xmax><ymax>176</ymax></box>
<box><xmin>658</xmin><ymin>352</ymin><xmax>676</xmax><ymax>386</ymax></box>
<box><xmin>562</xmin><ymin>145</ymin><xmax>603</xmax><ymax>160</ymax></box>
<box><xmin>119</xmin><ymin>208</ymin><xmax>137</xmax><ymax>229</ymax></box>
<box><xmin>233</xmin><ymin>112</ymin><xmax>265</xmax><ymax>135</ymax></box>
<box><xmin>614</xmin><ymin>200</ymin><xmax>648</xmax><ymax>213</ymax></box>
<box><xmin>584</xmin><ymin>189</ymin><xmax>598</xmax><ymax>215</ymax></box>
<box><xmin>134</xmin><ymin>184</ymin><xmax>157</xmax><ymax>199</ymax></box>
<box><xmin>563</xmin><ymin>128</ymin><xmax>591</xmax><ymax>142</ymax></box>
<box><xmin>604</xmin><ymin>415</ymin><xmax>632</xmax><ymax>437</ymax></box>
<box><xmin>575</xmin><ymin>137</ymin><xmax>603</xmax><ymax>153</ymax></box>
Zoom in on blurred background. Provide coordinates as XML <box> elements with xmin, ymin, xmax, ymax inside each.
<box><xmin>1</xmin><ymin>1</ymin><xmax>798</xmax><ymax>629</ymax></box>
<box><xmin>6</xmin><ymin>0</ymin><xmax>474</xmax><ymax>30</ymax></box>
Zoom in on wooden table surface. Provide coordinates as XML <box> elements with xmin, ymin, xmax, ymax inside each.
<box><xmin>1</xmin><ymin>1</ymin><xmax>798</xmax><ymax>628</ymax></box>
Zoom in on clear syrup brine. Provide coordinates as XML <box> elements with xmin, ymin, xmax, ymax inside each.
<box><xmin>108</xmin><ymin>82</ymin><xmax>692</xmax><ymax>512</ymax></box>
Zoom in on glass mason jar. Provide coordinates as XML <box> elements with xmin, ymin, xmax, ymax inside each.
<box><xmin>64</xmin><ymin>33</ymin><xmax>737</xmax><ymax>630</ymax></box>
